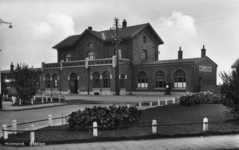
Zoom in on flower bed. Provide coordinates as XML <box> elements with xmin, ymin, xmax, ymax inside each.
<box><xmin>179</xmin><ymin>91</ymin><xmax>221</xmax><ymax>106</ymax></box>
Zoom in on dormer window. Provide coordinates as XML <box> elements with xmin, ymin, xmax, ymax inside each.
<box><xmin>143</xmin><ymin>36</ymin><xmax>146</xmax><ymax>43</ymax></box>
<box><xmin>65</xmin><ymin>54</ymin><xmax>71</xmax><ymax>62</ymax></box>
<box><xmin>88</xmin><ymin>42</ymin><xmax>93</xmax><ymax>48</ymax></box>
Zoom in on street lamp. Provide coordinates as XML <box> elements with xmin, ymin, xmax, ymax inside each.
<box><xmin>0</xmin><ymin>18</ymin><xmax>12</xmax><ymax>109</ymax></box>
<box><xmin>0</xmin><ymin>19</ymin><xmax>13</xmax><ymax>28</ymax></box>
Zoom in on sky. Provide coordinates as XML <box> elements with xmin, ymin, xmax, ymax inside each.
<box><xmin>0</xmin><ymin>0</ymin><xmax>239</xmax><ymax>84</ymax></box>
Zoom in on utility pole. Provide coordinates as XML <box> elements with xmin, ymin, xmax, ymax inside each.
<box><xmin>112</xmin><ymin>18</ymin><xmax>121</xmax><ymax>95</ymax></box>
<box><xmin>0</xmin><ymin>19</ymin><xmax>12</xmax><ymax>109</ymax></box>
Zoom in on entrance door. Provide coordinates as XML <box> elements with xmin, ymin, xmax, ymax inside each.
<box><xmin>70</xmin><ymin>73</ymin><xmax>78</xmax><ymax>94</ymax></box>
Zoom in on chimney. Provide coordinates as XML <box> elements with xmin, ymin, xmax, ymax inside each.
<box><xmin>88</xmin><ymin>26</ymin><xmax>92</xmax><ymax>30</ymax></box>
<box><xmin>122</xmin><ymin>19</ymin><xmax>127</xmax><ymax>28</ymax></box>
<box><xmin>178</xmin><ymin>47</ymin><xmax>183</xmax><ymax>60</ymax></box>
<box><xmin>201</xmin><ymin>45</ymin><xmax>206</xmax><ymax>57</ymax></box>
<box><xmin>10</xmin><ymin>62</ymin><xmax>14</xmax><ymax>71</ymax></box>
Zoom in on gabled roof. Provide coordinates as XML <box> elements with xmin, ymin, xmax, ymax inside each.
<box><xmin>137</xmin><ymin>57</ymin><xmax>217</xmax><ymax>67</ymax></box>
<box><xmin>52</xmin><ymin>23</ymin><xmax>164</xmax><ymax>49</ymax></box>
<box><xmin>231</xmin><ymin>58</ymin><xmax>239</xmax><ymax>68</ymax></box>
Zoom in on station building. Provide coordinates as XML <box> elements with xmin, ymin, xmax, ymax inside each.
<box><xmin>2</xmin><ymin>20</ymin><xmax>218</xmax><ymax>95</ymax></box>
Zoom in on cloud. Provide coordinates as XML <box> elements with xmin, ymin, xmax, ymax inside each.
<box><xmin>30</xmin><ymin>14</ymin><xmax>75</xmax><ymax>39</ymax></box>
<box><xmin>155</xmin><ymin>11</ymin><xmax>198</xmax><ymax>40</ymax></box>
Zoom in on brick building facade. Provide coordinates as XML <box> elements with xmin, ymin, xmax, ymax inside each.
<box><xmin>2</xmin><ymin>20</ymin><xmax>218</xmax><ymax>95</ymax></box>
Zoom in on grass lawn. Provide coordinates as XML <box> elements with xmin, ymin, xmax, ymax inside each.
<box><xmin>4</xmin><ymin>104</ymin><xmax>239</xmax><ymax>145</ymax></box>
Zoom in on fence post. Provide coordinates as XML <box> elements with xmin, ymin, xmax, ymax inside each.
<box><xmin>93</xmin><ymin>122</ymin><xmax>98</xmax><ymax>137</ymax></box>
<box><xmin>139</xmin><ymin>102</ymin><xmax>141</xmax><ymax>110</ymax></box>
<box><xmin>48</xmin><ymin>115</ymin><xmax>52</xmax><ymax>127</ymax></box>
<box><xmin>150</xmin><ymin>102</ymin><xmax>152</xmax><ymax>107</ymax></box>
<box><xmin>31</xmin><ymin>98</ymin><xmax>33</xmax><ymax>105</ymax></box>
<box><xmin>59</xmin><ymin>95</ymin><xmax>61</xmax><ymax>102</ymax></box>
<box><xmin>33</xmin><ymin>96</ymin><xmax>35</xmax><ymax>101</ymax></box>
<box><xmin>19</xmin><ymin>99</ymin><xmax>21</xmax><ymax>106</ymax></box>
<box><xmin>30</xmin><ymin>125</ymin><xmax>35</xmax><ymax>145</ymax></box>
<box><xmin>46</xmin><ymin>96</ymin><xmax>48</xmax><ymax>102</ymax></box>
<box><xmin>203</xmin><ymin>117</ymin><xmax>208</xmax><ymax>131</ymax></box>
<box><xmin>51</xmin><ymin>97</ymin><xmax>53</xmax><ymax>102</ymax></box>
<box><xmin>2</xmin><ymin>125</ymin><xmax>8</xmax><ymax>140</ymax></box>
<box><xmin>158</xmin><ymin>100</ymin><xmax>161</xmax><ymax>106</ymax></box>
<box><xmin>152</xmin><ymin>120</ymin><xmax>157</xmax><ymax>134</ymax></box>
<box><xmin>12</xmin><ymin>120</ymin><xmax>17</xmax><ymax>134</ymax></box>
<box><xmin>173</xmin><ymin>98</ymin><xmax>175</xmax><ymax>104</ymax></box>
<box><xmin>165</xmin><ymin>99</ymin><xmax>168</xmax><ymax>105</ymax></box>
<box><xmin>61</xmin><ymin>113</ymin><xmax>64</xmax><ymax>125</ymax></box>
<box><xmin>41</xmin><ymin>97</ymin><xmax>44</xmax><ymax>103</ymax></box>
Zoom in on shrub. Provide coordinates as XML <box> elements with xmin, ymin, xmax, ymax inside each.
<box><xmin>67</xmin><ymin>105</ymin><xmax>142</xmax><ymax>131</ymax></box>
<box><xmin>220</xmin><ymin>67</ymin><xmax>239</xmax><ymax>119</ymax></box>
<box><xmin>179</xmin><ymin>91</ymin><xmax>221</xmax><ymax>106</ymax></box>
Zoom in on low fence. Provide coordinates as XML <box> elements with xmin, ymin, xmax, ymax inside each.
<box><xmin>10</xmin><ymin>94</ymin><xmax>65</xmax><ymax>105</ymax></box>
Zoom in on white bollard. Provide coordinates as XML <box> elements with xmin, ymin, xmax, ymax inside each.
<box><xmin>150</xmin><ymin>102</ymin><xmax>152</xmax><ymax>107</ymax></box>
<box><xmin>173</xmin><ymin>98</ymin><xmax>176</xmax><ymax>104</ymax></box>
<box><xmin>59</xmin><ymin>95</ymin><xmax>61</xmax><ymax>102</ymax></box>
<box><xmin>31</xmin><ymin>98</ymin><xmax>33</xmax><ymax>105</ymax></box>
<box><xmin>152</xmin><ymin>120</ymin><xmax>157</xmax><ymax>134</ymax></box>
<box><xmin>41</xmin><ymin>97</ymin><xmax>44</xmax><ymax>103</ymax></box>
<box><xmin>30</xmin><ymin>125</ymin><xmax>35</xmax><ymax>145</ymax></box>
<box><xmin>2</xmin><ymin>125</ymin><xmax>8</xmax><ymax>139</ymax></box>
<box><xmin>165</xmin><ymin>99</ymin><xmax>168</xmax><ymax>105</ymax></box>
<box><xmin>12</xmin><ymin>120</ymin><xmax>17</xmax><ymax>134</ymax></box>
<box><xmin>127</xmin><ymin>104</ymin><xmax>130</xmax><ymax>108</ymax></box>
<box><xmin>139</xmin><ymin>102</ymin><xmax>142</xmax><ymax>110</ymax></box>
<box><xmin>203</xmin><ymin>117</ymin><xmax>208</xmax><ymax>131</ymax></box>
<box><xmin>48</xmin><ymin>115</ymin><xmax>52</xmax><ymax>127</ymax></box>
<box><xmin>51</xmin><ymin>97</ymin><xmax>53</xmax><ymax>102</ymax></box>
<box><xmin>158</xmin><ymin>100</ymin><xmax>161</xmax><ymax>106</ymax></box>
<box><xmin>33</xmin><ymin>96</ymin><xmax>36</xmax><ymax>101</ymax></box>
<box><xmin>12</xmin><ymin>96</ymin><xmax>16</xmax><ymax>105</ymax></box>
<box><xmin>93</xmin><ymin>122</ymin><xmax>98</xmax><ymax>137</ymax></box>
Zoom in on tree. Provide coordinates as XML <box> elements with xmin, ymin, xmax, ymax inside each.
<box><xmin>220</xmin><ymin>66</ymin><xmax>239</xmax><ymax>119</ymax></box>
<box><xmin>9</xmin><ymin>63</ymin><xmax>40</xmax><ymax>103</ymax></box>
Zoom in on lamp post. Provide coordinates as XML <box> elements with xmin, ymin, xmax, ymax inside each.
<box><xmin>0</xmin><ymin>19</ymin><xmax>12</xmax><ymax>109</ymax></box>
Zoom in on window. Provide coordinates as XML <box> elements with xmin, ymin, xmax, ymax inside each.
<box><xmin>103</xmin><ymin>71</ymin><xmax>110</xmax><ymax>88</ymax></box>
<box><xmin>155</xmin><ymin>71</ymin><xmax>166</xmax><ymax>88</ymax></box>
<box><xmin>143</xmin><ymin>36</ymin><xmax>146</xmax><ymax>43</ymax></box>
<box><xmin>65</xmin><ymin>54</ymin><xmax>71</xmax><ymax>62</ymax></box>
<box><xmin>45</xmin><ymin>74</ymin><xmax>51</xmax><ymax>88</ymax></box>
<box><xmin>52</xmin><ymin>74</ymin><xmax>58</xmax><ymax>88</ymax></box>
<box><xmin>174</xmin><ymin>70</ymin><xmax>186</xmax><ymax>88</ymax></box>
<box><xmin>86</xmin><ymin>51</ymin><xmax>95</xmax><ymax>60</ymax></box>
<box><xmin>120</xmin><ymin>74</ymin><xmax>126</xmax><ymax>88</ymax></box>
<box><xmin>141</xmin><ymin>50</ymin><xmax>147</xmax><ymax>60</ymax></box>
<box><xmin>93</xmin><ymin>72</ymin><xmax>100</xmax><ymax>88</ymax></box>
<box><xmin>137</xmin><ymin>71</ymin><xmax>148</xmax><ymax>88</ymax></box>
<box><xmin>88</xmin><ymin>42</ymin><xmax>93</xmax><ymax>48</ymax></box>
<box><xmin>115</xmin><ymin>49</ymin><xmax>122</xmax><ymax>58</ymax></box>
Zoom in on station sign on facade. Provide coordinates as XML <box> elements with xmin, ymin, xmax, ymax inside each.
<box><xmin>199</xmin><ymin>65</ymin><xmax>212</xmax><ymax>72</ymax></box>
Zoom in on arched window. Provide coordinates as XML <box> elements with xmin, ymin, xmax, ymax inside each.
<box><xmin>103</xmin><ymin>71</ymin><xmax>110</xmax><ymax>88</ymax></box>
<box><xmin>52</xmin><ymin>74</ymin><xmax>58</xmax><ymax>88</ymax></box>
<box><xmin>88</xmin><ymin>42</ymin><xmax>93</xmax><ymax>48</ymax></box>
<box><xmin>93</xmin><ymin>72</ymin><xmax>100</xmax><ymax>88</ymax></box>
<box><xmin>174</xmin><ymin>70</ymin><xmax>186</xmax><ymax>88</ymax></box>
<box><xmin>45</xmin><ymin>74</ymin><xmax>51</xmax><ymax>88</ymax></box>
<box><xmin>155</xmin><ymin>71</ymin><xmax>166</xmax><ymax>88</ymax></box>
<box><xmin>120</xmin><ymin>74</ymin><xmax>126</xmax><ymax>88</ymax></box>
<box><xmin>65</xmin><ymin>54</ymin><xmax>71</xmax><ymax>62</ymax></box>
<box><xmin>86</xmin><ymin>51</ymin><xmax>95</xmax><ymax>60</ymax></box>
<box><xmin>137</xmin><ymin>71</ymin><xmax>148</xmax><ymax>88</ymax></box>
<box><xmin>141</xmin><ymin>50</ymin><xmax>147</xmax><ymax>60</ymax></box>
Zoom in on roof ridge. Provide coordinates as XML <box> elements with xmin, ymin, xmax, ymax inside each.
<box><xmin>99</xmin><ymin>23</ymin><xmax>149</xmax><ymax>33</ymax></box>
